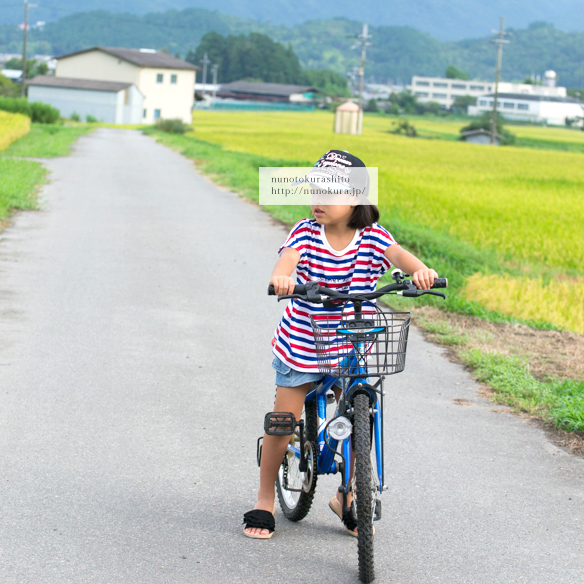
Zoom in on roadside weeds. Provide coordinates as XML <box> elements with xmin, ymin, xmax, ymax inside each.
<box><xmin>411</xmin><ymin>305</ymin><xmax>584</xmax><ymax>456</ymax></box>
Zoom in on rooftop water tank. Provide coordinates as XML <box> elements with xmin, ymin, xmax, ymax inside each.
<box><xmin>543</xmin><ymin>70</ymin><xmax>557</xmax><ymax>87</ymax></box>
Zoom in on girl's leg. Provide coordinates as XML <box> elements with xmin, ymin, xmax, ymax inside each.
<box><xmin>245</xmin><ymin>382</ymin><xmax>311</xmax><ymax>537</ymax></box>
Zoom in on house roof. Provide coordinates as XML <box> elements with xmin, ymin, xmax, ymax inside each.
<box><xmin>482</xmin><ymin>92</ymin><xmax>582</xmax><ymax>104</ymax></box>
<box><xmin>218</xmin><ymin>80</ymin><xmax>319</xmax><ymax>98</ymax></box>
<box><xmin>460</xmin><ymin>128</ymin><xmax>503</xmax><ymax>140</ymax></box>
<box><xmin>55</xmin><ymin>47</ymin><xmax>200</xmax><ymax>71</ymax></box>
<box><xmin>26</xmin><ymin>75</ymin><xmax>133</xmax><ymax>92</ymax></box>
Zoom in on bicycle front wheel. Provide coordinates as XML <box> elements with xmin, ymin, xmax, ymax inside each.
<box><xmin>353</xmin><ymin>393</ymin><xmax>375</xmax><ymax>583</ymax></box>
<box><xmin>276</xmin><ymin>399</ymin><xmax>318</xmax><ymax>521</ymax></box>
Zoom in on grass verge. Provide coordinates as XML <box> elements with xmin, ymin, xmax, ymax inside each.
<box><xmin>1</xmin><ymin>122</ymin><xmax>91</xmax><ymax>226</ymax></box>
<box><xmin>1</xmin><ymin>123</ymin><xmax>94</xmax><ymax>158</ymax></box>
<box><xmin>0</xmin><ymin>159</ymin><xmax>46</xmax><ymax>221</ymax></box>
<box><xmin>463</xmin><ymin>349</ymin><xmax>584</xmax><ymax>433</ymax></box>
<box><xmin>415</xmin><ymin>306</ymin><xmax>584</xmax><ymax>452</ymax></box>
<box><xmin>145</xmin><ymin>127</ymin><xmax>584</xmax><ymax>444</ymax></box>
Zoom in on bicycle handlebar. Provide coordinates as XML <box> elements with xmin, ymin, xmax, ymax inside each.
<box><xmin>267</xmin><ymin>277</ymin><xmax>448</xmax><ymax>302</ymax></box>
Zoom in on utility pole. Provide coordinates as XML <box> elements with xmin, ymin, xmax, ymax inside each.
<box><xmin>351</xmin><ymin>23</ymin><xmax>372</xmax><ymax>108</ymax></box>
<box><xmin>21</xmin><ymin>1</ymin><xmax>33</xmax><ymax>97</ymax></box>
<box><xmin>200</xmin><ymin>52</ymin><xmax>210</xmax><ymax>96</ymax></box>
<box><xmin>489</xmin><ymin>17</ymin><xmax>511</xmax><ymax>145</ymax></box>
<box><xmin>211</xmin><ymin>63</ymin><xmax>218</xmax><ymax>100</ymax></box>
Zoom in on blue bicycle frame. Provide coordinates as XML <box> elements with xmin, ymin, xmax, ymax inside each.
<box><xmin>286</xmin><ymin>343</ymin><xmax>384</xmax><ymax>495</ymax></box>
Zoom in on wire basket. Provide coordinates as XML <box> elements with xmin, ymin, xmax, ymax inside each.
<box><xmin>310</xmin><ymin>307</ymin><xmax>411</xmax><ymax>378</ymax></box>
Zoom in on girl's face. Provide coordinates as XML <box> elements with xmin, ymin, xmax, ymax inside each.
<box><xmin>311</xmin><ymin>204</ymin><xmax>356</xmax><ymax>226</ymax></box>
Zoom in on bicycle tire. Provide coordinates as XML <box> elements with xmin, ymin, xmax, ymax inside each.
<box><xmin>353</xmin><ymin>393</ymin><xmax>375</xmax><ymax>583</ymax></box>
<box><xmin>276</xmin><ymin>399</ymin><xmax>318</xmax><ymax>521</ymax></box>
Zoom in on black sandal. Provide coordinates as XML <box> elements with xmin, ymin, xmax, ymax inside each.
<box><xmin>329</xmin><ymin>496</ymin><xmax>358</xmax><ymax>537</ymax></box>
<box><xmin>242</xmin><ymin>509</ymin><xmax>275</xmax><ymax>539</ymax></box>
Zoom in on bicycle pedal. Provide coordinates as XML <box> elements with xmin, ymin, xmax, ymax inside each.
<box><xmin>264</xmin><ymin>412</ymin><xmax>296</xmax><ymax>436</ymax></box>
<box><xmin>374</xmin><ymin>499</ymin><xmax>382</xmax><ymax>521</ymax></box>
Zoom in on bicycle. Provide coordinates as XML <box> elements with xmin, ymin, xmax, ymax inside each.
<box><xmin>261</xmin><ymin>269</ymin><xmax>447</xmax><ymax>583</ymax></box>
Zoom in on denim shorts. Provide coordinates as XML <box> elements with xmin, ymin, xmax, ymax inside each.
<box><xmin>272</xmin><ymin>356</ymin><xmax>325</xmax><ymax>388</ymax></box>
<box><xmin>272</xmin><ymin>356</ymin><xmax>348</xmax><ymax>390</ymax></box>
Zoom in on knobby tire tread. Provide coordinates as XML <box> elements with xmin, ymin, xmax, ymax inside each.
<box><xmin>354</xmin><ymin>393</ymin><xmax>375</xmax><ymax>583</ymax></box>
<box><xmin>276</xmin><ymin>399</ymin><xmax>318</xmax><ymax>521</ymax></box>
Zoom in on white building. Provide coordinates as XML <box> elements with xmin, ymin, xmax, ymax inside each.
<box><xmin>53</xmin><ymin>47</ymin><xmax>199</xmax><ymax>124</ymax></box>
<box><xmin>362</xmin><ymin>83</ymin><xmax>405</xmax><ymax>101</ymax></box>
<box><xmin>469</xmin><ymin>93</ymin><xmax>583</xmax><ymax>126</ymax></box>
<box><xmin>410</xmin><ymin>74</ymin><xmax>567</xmax><ymax>109</ymax></box>
<box><xmin>27</xmin><ymin>76</ymin><xmax>144</xmax><ymax>124</ymax></box>
<box><xmin>1</xmin><ymin>69</ymin><xmax>22</xmax><ymax>81</ymax></box>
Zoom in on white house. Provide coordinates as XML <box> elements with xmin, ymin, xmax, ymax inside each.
<box><xmin>469</xmin><ymin>93</ymin><xmax>584</xmax><ymax>126</ymax></box>
<box><xmin>53</xmin><ymin>47</ymin><xmax>200</xmax><ymax>124</ymax></box>
<box><xmin>27</xmin><ymin>76</ymin><xmax>144</xmax><ymax>124</ymax></box>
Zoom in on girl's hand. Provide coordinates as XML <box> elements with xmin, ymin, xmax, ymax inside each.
<box><xmin>270</xmin><ymin>275</ymin><xmax>296</xmax><ymax>296</ymax></box>
<box><xmin>412</xmin><ymin>269</ymin><xmax>438</xmax><ymax>290</ymax></box>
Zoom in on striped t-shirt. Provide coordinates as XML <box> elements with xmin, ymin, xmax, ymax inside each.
<box><xmin>272</xmin><ymin>218</ymin><xmax>397</xmax><ymax>371</ymax></box>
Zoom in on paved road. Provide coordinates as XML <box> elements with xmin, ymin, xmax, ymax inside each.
<box><xmin>1</xmin><ymin>129</ymin><xmax>583</xmax><ymax>584</ymax></box>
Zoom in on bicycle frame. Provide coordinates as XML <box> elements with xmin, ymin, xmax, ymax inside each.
<box><xmin>286</xmin><ymin>345</ymin><xmax>385</xmax><ymax>496</ymax></box>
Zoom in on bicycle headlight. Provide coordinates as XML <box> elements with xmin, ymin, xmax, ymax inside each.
<box><xmin>328</xmin><ymin>416</ymin><xmax>352</xmax><ymax>441</ymax></box>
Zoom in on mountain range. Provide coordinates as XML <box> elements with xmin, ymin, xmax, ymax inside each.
<box><xmin>1</xmin><ymin>0</ymin><xmax>584</xmax><ymax>41</ymax></box>
<box><xmin>1</xmin><ymin>9</ymin><xmax>583</xmax><ymax>88</ymax></box>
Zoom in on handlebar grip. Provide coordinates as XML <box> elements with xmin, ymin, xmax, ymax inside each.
<box><xmin>267</xmin><ymin>284</ymin><xmax>307</xmax><ymax>296</ymax></box>
<box><xmin>431</xmin><ymin>278</ymin><xmax>448</xmax><ymax>289</ymax></box>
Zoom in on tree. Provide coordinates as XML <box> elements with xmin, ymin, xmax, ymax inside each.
<box><xmin>388</xmin><ymin>90</ymin><xmax>419</xmax><ymax>114</ymax></box>
<box><xmin>186</xmin><ymin>32</ymin><xmax>303</xmax><ymax>85</ymax></box>
<box><xmin>452</xmin><ymin>94</ymin><xmax>477</xmax><ymax>113</ymax></box>
<box><xmin>4</xmin><ymin>57</ymin><xmax>48</xmax><ymax>78</ymax></box>
<box><xmin>301</xmin><ymin>69</ymin><xmax>350</xmax><ymax>97</ymax></box>
<box><xmin>385</xmin><ymin>103</ymin><xmax>400</xmax><ymax>115</ymax></box>
<box><xmin>387</xmin><ymin>90</ymin><xmax>443</xmax><ymax>115</ymax></box>
<box><xmin>0</xmin><ymin>73</ymin><xmax>19</xmax><ymax>97</ymax></box>
<box><xmin>567</xmin><ymin>88</ymin><xmax>584</xmax><ymax>101</ymax></box>
<box><xmin>445</xmin><ymin>65</ymin><xmax>469</xmax><ymax>80</ymax></box>
<box><xmin>523</xmin><ymin>76</ymin><xmax>542</xmax><ymax>85</ymax></box>
<box><xmin>390</xmin><ymin>119</ymin><xmax>416</xmax><ymax>137</ymax></box>
<box><xmin>364</xmin><ymin>98</ymin><xmax>379</xmax><ymax>112</ymax></box>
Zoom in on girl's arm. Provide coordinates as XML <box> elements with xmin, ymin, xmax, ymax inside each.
<box><xmin>384</xmin><ymin>244</ymin><xmax>438</xmax><ymax>290</ymax></box>
<box><xmin>269</xmin><ymin>247</ymin><xmax>301</xmax><ymax>295</ymax></box>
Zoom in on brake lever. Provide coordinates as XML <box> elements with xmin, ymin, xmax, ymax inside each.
<box><xmin>423</xmin><ymin>290</ymin><xmax>446</xmax><ymax>299</ymax></box>
<box><xmin>401</xmin><ymin>290</ymin><xmax>446</xmax><ymax>299</ymax></box>
<box><xmin>399</xmin><ymin>282</ymin><xmax>446</xmax><ymax>300</ymax></box>
<box><xmin>276</xmin><ymin>294</ymin><xmax>302</xmax><ymax>302</ymax></box>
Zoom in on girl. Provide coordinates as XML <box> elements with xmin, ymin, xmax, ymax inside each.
<box><xmin>243</xmin><ymin>150</ymin><xmax>438</xmax><ymax>539</ymax></box>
